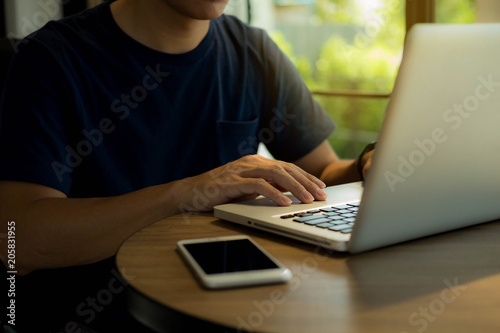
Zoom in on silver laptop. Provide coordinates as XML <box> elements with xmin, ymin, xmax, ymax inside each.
<box><xmin>214</xmin><ymin>23</ymin><xmax>500</xmax><ymax>253</ymax></box>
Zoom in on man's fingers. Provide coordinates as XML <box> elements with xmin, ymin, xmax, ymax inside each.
<box><xmin>235</xmin><ymin>178</ymin><xmax>292</xmax><ymax>206</ymax></box>
<box><xmin>201</xmin><ymin>155</ymin><xmax>329</xmax><ymax>208</ymax></box>
<box><xmin>283</xmin><ymin>163</ymin><xmax>327</xmax><ymax>201</ymax></box>
<box><xmin>293</xmin><ymin>164</ymin><xmax>326</xmax><ymax>189</ymax></box>
<box><xmin>240</xmin><ymin>163</ymin><xmax>326</xmax><ymax>203</ymax></box>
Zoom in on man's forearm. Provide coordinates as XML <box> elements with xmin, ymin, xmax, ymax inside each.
<box><xmin>320</xmin><ymin>159</ymin><xmax>361</xmax><ymax>186</ymax></box>
<box><xmin>2</xmin><ymin>180</ymin><xmax>185</xmax><ymax>275</ymax></box>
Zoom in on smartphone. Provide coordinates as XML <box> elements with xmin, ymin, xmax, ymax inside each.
<box><xmin>177</xmin><ymin>235</ymin><xmax>292</xmax><ymax>289</ymax></box>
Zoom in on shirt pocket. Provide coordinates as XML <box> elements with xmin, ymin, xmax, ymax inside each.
<box><xmin>216</xmin><ymin>117</ymin><xmax>259</xmax><ymax>164</ymax></box>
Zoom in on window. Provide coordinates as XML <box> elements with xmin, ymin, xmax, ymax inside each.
<box><xmin>255</xmin><ymin>0</ymin><xmax>405</xmax><ymax>158</ymax></box>
<box><xmin>235</xmin><ymin>0</ymin><xmax>482</xmax><ymax>158</ymax></box>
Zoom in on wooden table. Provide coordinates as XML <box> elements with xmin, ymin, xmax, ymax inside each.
<box><xmin>116</xmin><ymin>212</ymin><xmax>500</xmax><ymax>333</ymax></box>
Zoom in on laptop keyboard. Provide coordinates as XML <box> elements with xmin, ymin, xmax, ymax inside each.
<box><xmin>279</xmin><ymin>201</ymin><xmax>360</xmax><ymax>234</ymax></box>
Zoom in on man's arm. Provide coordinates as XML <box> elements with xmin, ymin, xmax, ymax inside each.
<box><xmin>0</xmin><ymin>155</ymin><xmax>327</xmax><ymax>275</ymax></box>
<box><xmin>294</xmin><ymin>140</ymin><xmax>374</xmax><ymax>185</ymax></box>
<box><xmin>0</xmin><ymin>180</ymin><xmax>182</xmax><ymax>275</ymax></box>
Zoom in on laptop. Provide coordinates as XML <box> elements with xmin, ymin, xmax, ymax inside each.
<box><xmin>214</xmin><ymin>23</ymin><xmax>500</xmax><ymax>253</ymax></box>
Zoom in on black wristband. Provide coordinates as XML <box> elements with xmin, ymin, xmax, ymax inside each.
<box><xmin>356</xmin><ymin>142</ymin><xmax>376</xmax><ymax>181</ymax></box>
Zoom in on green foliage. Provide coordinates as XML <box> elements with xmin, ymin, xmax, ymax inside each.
<box><xmin>314</xmin><ymin>0</ymin><xmax>364</xmax><ymax>24</ymax></box>
<box><xmin>436</xmin><ymin>0</ymin><xmax>476</xmax><ymax>23</ymax></box>
<box><xmin>270</xmin><ymin>0</ymin><xmax>475</xmax><ymax>158</ymax></box>
<box><xmin>314</xmin><ymin>35</ymin><xmax>399</xmax><ymax>157</ymax></box>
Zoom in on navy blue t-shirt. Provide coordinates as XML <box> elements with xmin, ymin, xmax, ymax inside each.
<box><xmin>0</xmin><ymin>2</ymin><xmax>335</xmax><ymax>199</ymax></box>
<box><xmin>0</xmin><ymin>2</ymin><xmax>335</xmax><ymax>330</ymax></box>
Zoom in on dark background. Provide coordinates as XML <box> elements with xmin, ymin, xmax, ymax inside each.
<box><xmin>0</xmin><ymin>0</ymin><xmax>93</xmax><ymax>38</ymax></box>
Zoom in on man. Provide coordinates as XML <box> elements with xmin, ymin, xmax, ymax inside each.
<box><xmin>0</xmin><ymin>0</ymin><xmax>374</xmax><ymax>331</ymax></box>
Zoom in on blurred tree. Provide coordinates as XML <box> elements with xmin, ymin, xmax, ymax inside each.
<box><xmin>436</xmin><ymin>0</ymin><xmax>476</xmax><ymax>23</ymax></box>
<box><xmin>271</xmin><ymin>0</ymin><xmax>476</xmax><ymax>157</ymax></box>
<box><xmin>313</xmin><ymin>0</ymin><xmax>404</xmax><ymax>156</ymax></box>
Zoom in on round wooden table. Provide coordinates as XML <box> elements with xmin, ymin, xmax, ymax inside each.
<box><xmin>116</xmin><ymin>212</ymin><xmax>500</xmax><ymax>333</ymax></box>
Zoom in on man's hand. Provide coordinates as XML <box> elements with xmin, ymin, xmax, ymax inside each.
<box><xmin>178</xmin><ymin>155</ymin><xmax>328</xmax><ymax>211</ymax></box>
<box><xmin>359</xmin><ymin>149</ymin><xmax>375</xmax><ymax>180</ymax></box>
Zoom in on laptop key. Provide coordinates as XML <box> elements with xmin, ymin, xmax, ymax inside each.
<box><xmin>341</xmin><ymin>213</ymin><xmax>357</xmax><ymax>218</ymax></box>
<box><xmin>328</xmin><ymin>224</ymin><xmax>352</xmax><ymax>231</ymax></box>
<box><xmin>336</xmin><ymin>209</ymin><xmax>351</xmax><ymax>214</ymax></box>
<box><xmin>328</xmin><ymin>219</ymin><xmax>351</xmax><ymax>225</ymax></box>
<box><xmin>293</xmin><ymin>215</ymin><xmax>326</xmax><ymax>223</ymax></box>
<box><xmin>280</xmin><ymin>215</ymin><xmax>295</xmax><ymax>219</ymax></box>
<box><xmin>323</xmin><ymin>214</ymin><xmax>344</xmax><ymax>220</ymax></box>
<box><xmin>340</xmin><ymin>228</ymin><xmax>353</xmax><ymax>234</ymax></box>
<box><xmin>347</xmin><ymin>202</ymin><xmax>360</xmax><ymax>207</ymax></box>
<box><xmin>316</xmin><ymin>222</ymin><xmax>335</xmax><ymax>228</ymax></box>
<box><xmin>307</xmin><ymin>209</ymin><xmax>321</xmax><ymax>214</ymax></box>
<box><xmin>304</xmin><ymin>218</ymin><xmax>332</xmax><ymax>225</ymax></box>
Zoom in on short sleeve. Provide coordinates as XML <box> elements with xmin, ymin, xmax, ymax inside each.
<box><xmin>259</xmin><ymin>33</ymin><xmax>335</xmax><ymax>162</ymax></box>
<box><xmin>0</xmin><ymin>40</ymin><xmax>76</xmax><ymax>194</ymax></box>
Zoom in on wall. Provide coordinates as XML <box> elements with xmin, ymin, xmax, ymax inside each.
<box><xmin>4</xmin><ymin>0</ymin><xmax>63</xmax><ymax>39</ymax></box>
<box><xmin>476</xmin><ymin>0</ymin><xmax>500</xmax><ymax>22</ymax></box>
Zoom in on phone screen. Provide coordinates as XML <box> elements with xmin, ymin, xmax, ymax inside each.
<box><xmin>183</xmin><ymin>239</ymin><xmax>279</xmax><ymax>275</ymax></box>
